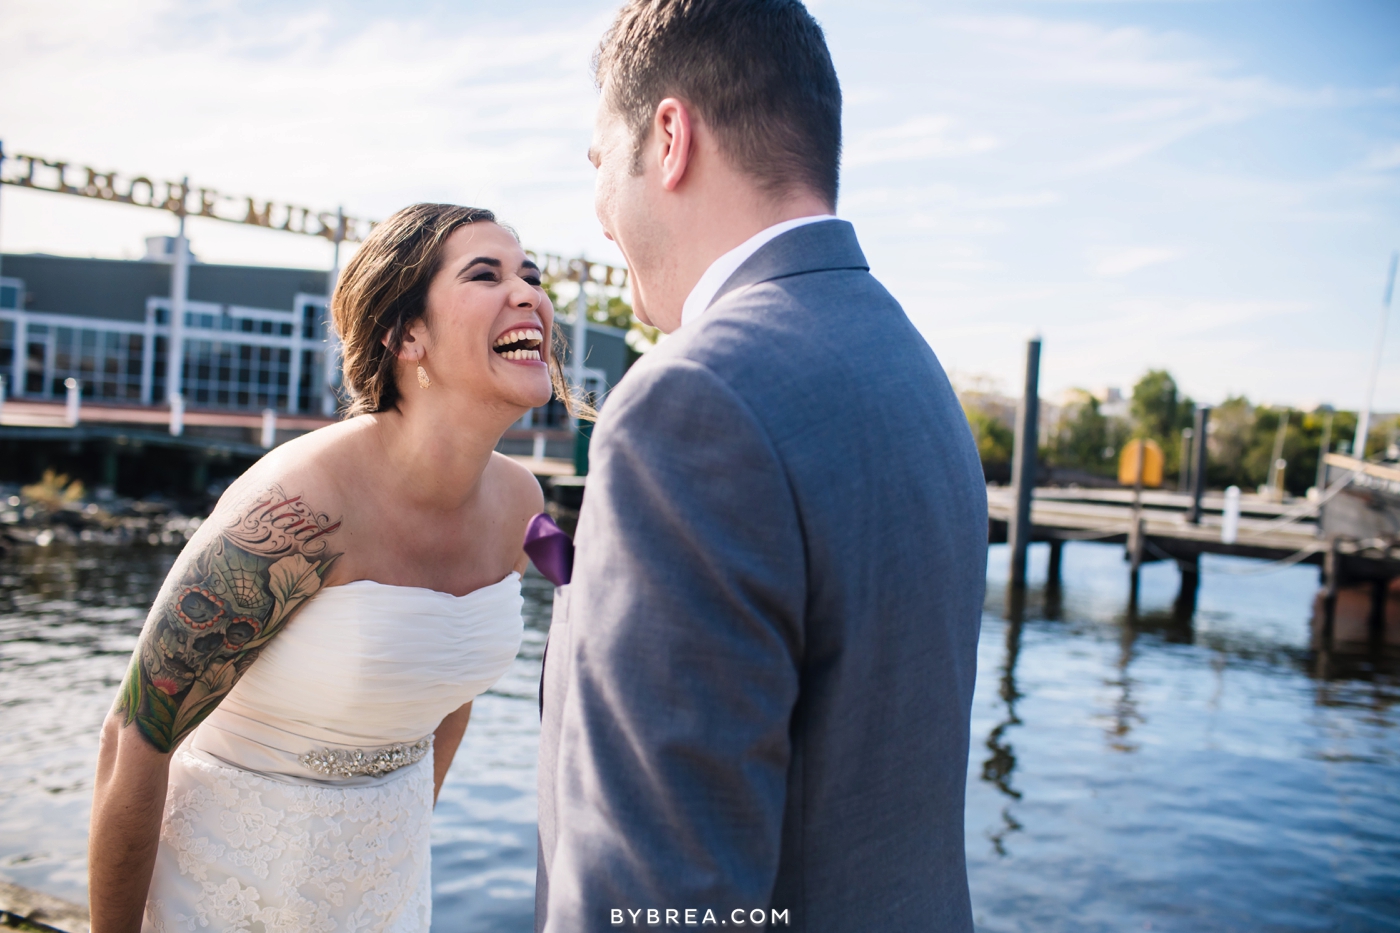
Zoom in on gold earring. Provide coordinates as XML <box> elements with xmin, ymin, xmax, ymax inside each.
<box><xmin>416</xmin><ymin>365</ymin><xmax>432</xmax><ymax>389</ymax></box>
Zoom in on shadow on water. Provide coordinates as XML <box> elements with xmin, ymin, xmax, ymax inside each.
<box><xmin>981</xmin><ymin>586</ymin><xmax>1025</xmax><ymax>857</ymax></box>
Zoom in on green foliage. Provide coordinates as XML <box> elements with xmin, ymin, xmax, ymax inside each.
<box><xmin>1041</xmin><ymin>368</ymin><xmax>1371</xmax><ymax>498</ymax></box>
<box><xmin>1045</xmin><ymin>391</ymin><xmax>1126</xmax><ymax>476</ymax></box>
<box><xmin>545</xmin><ymin>284</ymin><xmax>658</xmax><ymax>369</ymax></box>
<box><xmin>1205</xmin><ymin>403</ymin><xmax>1364</xmax><ymax>497</ymax></box>
<box><xmin>1131</xmin><ymin>370</ymin><xmax>1178</xmax><ymax>438</ymax></box>
<box><xmin>964</xmin><ymin>405</ymin><xmax>1014</xmax><ymax>467</ymax></box>
<box><xmin>1128</xmin><ymin>370</ymin><xmax>1195</xmax><ymax>479</ymax></box>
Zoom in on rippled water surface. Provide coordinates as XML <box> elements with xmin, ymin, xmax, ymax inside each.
<box><xmin>1</xmin><ymin>541</ymin><xmax>1396</xmax><ymax>932</ymax></box>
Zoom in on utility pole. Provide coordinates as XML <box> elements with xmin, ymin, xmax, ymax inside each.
<box><xmin>321</xmin><ymin>206</ymin><xmax>345</xmax><ymax>417</ymax></box>
<box><xmin>167</xmin><ymin>176</ymin><xmax>190</xmax><ymax>429</ymax></box>
<box><xmin>0</xmin><ymin>140</ymin><xmax>6</xmax><ymax>307</ymax></box>
<box><xmin>1315</xmin><ymin>409</ymin><xmax>1334</xmax><ymax>494</ymax></box>
<box><xmin>1354</xmin><ymin>252</ymin><xmax>1398</xmax><ymax>462</ymax></box>
<box><xmin>1008</xmin><ymin>337</ymin><xmax>1041</xmax><ymax>588</ymax></box>
<box><xmin>572</xmin><ymin>262</ymin><xmax>589</xmax><ymax>416</ymax></box>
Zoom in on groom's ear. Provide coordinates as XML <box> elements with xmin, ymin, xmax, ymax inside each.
<box><xmin>653</xmin><ymin>97</ymin><xmax>694</xmax><ymax>193</ymax></box>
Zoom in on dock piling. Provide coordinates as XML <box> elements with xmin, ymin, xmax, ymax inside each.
<box><xmin>1369</xmin><ymin>578</ymin><xmax>1388</xmax><ymax>643</ymax></box>
<box><xmin>1186</xmin><ymin>406</ymin><xmax>1211</xmax><ymax>524</ymax></box>
<box><xmin>1175</xmin><ymin>553</ymin><xmax>1200</xmax><ymax>619</ymax></box>
<box><xmin>1047</xmin><ymin>539</ymin><xmax>1064</xmax><ymax>589</ymax></box>
<box><xmin>1008</xmin><ymin>337</ymin><xmax>1041</xmax><ymax>589</ymax></box>
<box><xmin>1128</xmin><ymin>515</ymin><xmax>1146</xmax><ymax>608</ymax></box>
<box><xmin>1321</xmin><ymin>542</ymin><xmax>1339</xmax><ymax>646</ymax></box>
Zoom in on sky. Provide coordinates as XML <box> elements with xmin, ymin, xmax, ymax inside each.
<box><xmin>1</xmin><ymin>0</ymin><xmax>1397</xmax><ymax>409</ymax></box>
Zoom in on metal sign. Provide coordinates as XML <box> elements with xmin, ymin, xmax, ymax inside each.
<box><xmin>528</xmin><ymin>252</ymin><xmax>629</xmax><ymax>289</ymax></box>
<box><xmin>0</xmin><ymin>149</ymin><xmax>370</xmax><ymax>243</ymax></box>
<box><xmin>0</xmin><ymin>147</ymin><xmax>629</xmax><ymax>288</ymax></box>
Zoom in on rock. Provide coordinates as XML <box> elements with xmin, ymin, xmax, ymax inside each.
<box><xmin>0</xmin><ymin>880</ymin><xmax>89</xmax><ymax>933</ymax></box>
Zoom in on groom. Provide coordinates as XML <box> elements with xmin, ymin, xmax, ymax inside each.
<box><xmin>537</xmin><ymin>1</ymin><xmax>987</xmax><ymax>929</ymax></box>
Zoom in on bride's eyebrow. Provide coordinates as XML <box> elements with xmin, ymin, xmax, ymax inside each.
<box><xmin>458</xmin><ymin>257</ymin><xmax>502</xmax><ymax>279</ymax></box>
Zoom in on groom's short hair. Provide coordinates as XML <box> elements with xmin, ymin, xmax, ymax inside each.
<box><xmin>594</xmin><ymin>0</ymin><xmax>842</xmax><ymax>207</ymax></box>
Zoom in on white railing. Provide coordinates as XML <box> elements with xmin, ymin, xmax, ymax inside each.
<box><xmin>0</xmin><ymin>290</ymin><xmax>337</xmax><ymax>414</ymax></box>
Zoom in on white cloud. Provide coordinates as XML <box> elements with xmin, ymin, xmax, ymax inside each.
<box><xmin>1087</xmin><ymin>246</ymin><xmax>1180</xmax><ymax>277</ymax></box>
<box><xmin>1</xmin><ymin>0</ymin><xmax>1397</xmax><ymax>410</ymax></box>
<box><xmin>0</xmin><ymin>0</ymin><xmax>618</xmax><ymax>268</ymax></box>
<box><xmin>844</xmin><ymin>115</ymin><xmax>999</xmax><ymax>167</ymax></box>
<box><xmin>1363</xmin><ymin>142</ymin><xmax>1400</xmax><ymax>171</ymax></box>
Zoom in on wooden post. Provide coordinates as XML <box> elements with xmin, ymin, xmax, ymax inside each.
<box><xmin>1320</xmin><ymin>541</ymin><xmax>1339</xmax><ymax>646</ymax></box>
<box><xmin>1178</xmin><ymin>427</ymin><xmax>1193</xmax><ymax>493</ymax></box>
<box><xmin>1128</xmin><ymin>514</ymin><xmax>1145</xmax><ymax>609</ymax></box>
<box><xmin>1128</xmin><ymin>437</ymin><xmax>1145</xmax><ymax>597</ymax></box>
<box><xmin>1369</xmin><ymin>578</ymin><xmax>1388</xmax><ymax>643</ymax></box>
<box><xmin>1186</xmin><ymin>406</ymin><xmax>1211</xmax><ymax>524</ymax></box>
<box><xmin>1008</xmin><ymin>337</ymin><xmax>1041</xmax><ymax>588</ymax></box>
<box><xmin>1175</xmin><ymin>552</ymin><xmax>1200</xmax><ymax>619</ymax></box>
<box><xmin>1047</xmin><ymin>538</ymin><xmax>1064</xmax><ymax>588</ymax></box>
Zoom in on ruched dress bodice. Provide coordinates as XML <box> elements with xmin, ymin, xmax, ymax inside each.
<box><xmin>144</xmin><ymin>573</ymin><xmax>525</xmax><ymax>933</ymax></box>
<box><xmin>190</xmin><ymin>574</ymin><xmax>525</xmax><ymax>784</ymax></box>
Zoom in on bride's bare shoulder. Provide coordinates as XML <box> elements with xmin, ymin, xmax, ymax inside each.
<box><xmin>213</xmin><ymin>418</ymin><xmax>377</xmax><ymax>525</ymax></box>
<box><xmin>486</xmin><ymin>451</ymin><xmax>545</xmax><ymax>520</ymax></box>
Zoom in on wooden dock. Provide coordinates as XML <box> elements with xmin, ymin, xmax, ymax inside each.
<box><xmin>988</xmin><ymin>485</ymin><xmax>1400</xmax><ymax>643</ymax></box>
<box><xmin>988</xmin><ymin>486</ymin><xmax>1324</xmax><ymax>564</ymax></box>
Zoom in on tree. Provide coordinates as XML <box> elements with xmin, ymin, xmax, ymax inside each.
<box><xmin>963</xmin><ymin>405</ymin><xmax>1014</xmax><ymax>480</ymax></box>
<box><xmin>1047</xmin><ymin>391</ymin><xmax>1118</xmax><ymax>475</ymax></box>
<box><xmin>1131</xmin><ymin>370</ymin><xmax>1178</xmax><ymax>439</ymax></box>
<box><xmin>544</xmin><ymin>284</ymin><xmax>659</xmax><ymax>369</ymax></box>
<box><xmin>1130</xmin><ymin>370</ymin><xmax>1195</xmax><ymax>480</ymax></box>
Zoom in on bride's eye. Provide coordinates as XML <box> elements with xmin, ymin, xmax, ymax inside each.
<box><xmin>471</xmin><ymin>271</ymin><xmax>499</xmax><ymax>283</ymax></box>
<box><xmin>524</xmin><ymin>275</ymin><xmax>542</xmax><ymax>287</ymax></box>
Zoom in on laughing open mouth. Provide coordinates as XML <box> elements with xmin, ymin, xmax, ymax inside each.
<box><xmin>493</xmin><ymin>327</ymin><xmax>543</xmax><ymax>361</ymax></box>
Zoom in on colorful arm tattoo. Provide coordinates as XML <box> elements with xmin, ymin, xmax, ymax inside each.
<box><xmin>115</xmin><ymin>485</ymin><xmax>342</xmax><ymax>753</ymax></box>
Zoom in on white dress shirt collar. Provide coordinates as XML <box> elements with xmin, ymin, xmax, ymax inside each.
<box><xmin>679</xmin><ymin>214</ymin><xmax>837</xmax><ymax>327</ymax></box>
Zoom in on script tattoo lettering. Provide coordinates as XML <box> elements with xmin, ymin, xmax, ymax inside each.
<box><xmin>115</xmin><ymin>485</ymin><xmax>342</xmax><ymax>753</ymax></box>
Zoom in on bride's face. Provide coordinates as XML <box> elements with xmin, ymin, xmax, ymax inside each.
<box><xmin>412</xmin><ymin>222</ymin><xmax>555</xmax><ymax>412</ymax></box>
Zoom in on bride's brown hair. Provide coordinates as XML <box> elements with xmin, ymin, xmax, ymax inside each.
<box><xmin>332</xmin><ymin>202</ymin><xmax>588</xmax><ymax>417</ymax></box>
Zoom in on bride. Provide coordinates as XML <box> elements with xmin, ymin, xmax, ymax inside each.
<box><xmin>88</xmin><ymin>204</ymin><xmax>569</xmax><ymax>932</ymax></box>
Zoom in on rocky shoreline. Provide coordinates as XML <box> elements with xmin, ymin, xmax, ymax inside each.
<box><xmin>0</xmin><ymin>880</ymin><xmax>87</xmax><ymax>933</ymax></box>
<box><xmin>0</xmin><ymin>479</ymin><xmax>205</xmax><ymax>554</ymax></box>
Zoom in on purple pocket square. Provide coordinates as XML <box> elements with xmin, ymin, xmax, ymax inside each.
<box><xmin>523</xmin><ymin>513</ymin><xmax>573</xmax><ymax>586</ymax></box>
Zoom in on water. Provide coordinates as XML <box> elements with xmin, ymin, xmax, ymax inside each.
<box><xmin>0</xmin><ymin>541</ymin><xmax>1396</xmax><ymax>932</ymax></box>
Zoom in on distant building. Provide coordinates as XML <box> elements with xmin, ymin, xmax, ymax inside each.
<box><xmin>1092</xmin><ymin>386</ymin><xmax>1130</xmax><ymax>420</ymax></box>
<box><xmin>0</xmin><ymin>244</ymin><xmax>628</xmax><ymax>425</ymax></box>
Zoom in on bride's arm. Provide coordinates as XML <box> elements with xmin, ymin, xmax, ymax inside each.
<box><xmin>89</xmin><ymin>714</ymin><xmax>170</xmax><ymax>933</ymax></box>
<box><xmin>429</xmin><ymin>502</ymin><xmax>536</xmax><ymax>808</ymax></box>
<box><xmin>431</xmin><ymin>702</ymin><xmax>474</xmax><ymax>806</ymax></box>
<box><xmin>89</xmin><ymin>483</ymin><xmax>343</xmax><ymax>932</ymax></box>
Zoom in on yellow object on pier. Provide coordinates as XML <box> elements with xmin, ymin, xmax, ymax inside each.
<box><xmin>1119</xmin><ymin>438</ymin><xmax>1164</xmax><ymax>488</ymax></box>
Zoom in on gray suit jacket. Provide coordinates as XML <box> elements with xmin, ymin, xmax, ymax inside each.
<box><xmin>536</xmin><ymin>220</ymin><xmax>986</xmax><ymax>932</ymax></box>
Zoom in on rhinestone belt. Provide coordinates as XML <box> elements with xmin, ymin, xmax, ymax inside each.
<box><xmin>298</xmin><ymin>736</ymin><xmax>432</xmax><ymax>779</ymax></box>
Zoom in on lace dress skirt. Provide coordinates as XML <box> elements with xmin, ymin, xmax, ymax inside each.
<box><xmin>142</xmin><ymin>744</ymin><xmax>434</xmax><ymax>933</ymax></box>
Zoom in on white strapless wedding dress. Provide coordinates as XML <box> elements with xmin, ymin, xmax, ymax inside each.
<box><xmin>142</xmin><ymin>574</ymin><xmax>524</xmax><ymax>933</ymax></box>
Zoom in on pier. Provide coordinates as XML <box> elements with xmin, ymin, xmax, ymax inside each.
<box><xmin>994</xmin><ymin>335</ymin><xmax>1400</xmax><ymax>647</ymax></box>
